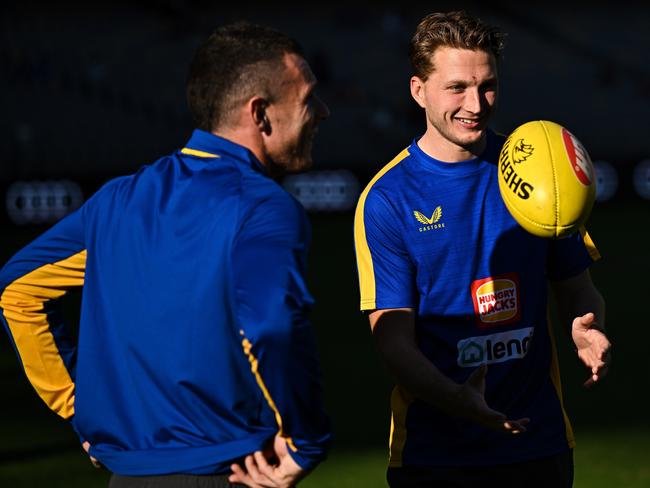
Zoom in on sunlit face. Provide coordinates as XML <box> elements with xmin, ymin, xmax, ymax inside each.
<box><xmin>263</xmin><ymin>53</ymin><xmax>329</xmax><ymax>174</ymax></box>
<box><xmin>411</xmin><ymin>47</ymin><xmax>498</xmax><ymax>159</ymax></box>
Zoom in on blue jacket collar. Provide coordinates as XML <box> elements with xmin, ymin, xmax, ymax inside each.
<box><xmin>182</xmin><ymin>129</ymin><xmax>267</xmax><ymax>174</ymax></box>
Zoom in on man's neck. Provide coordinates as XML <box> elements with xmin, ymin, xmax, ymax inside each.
<box><xmin>417</xmin><ymin>128</ymin><xmax>487</xmax><ymax>163</ymax></box>
<box><xmin>212</xmin><ymin>126</ymin><xmax>268</xmax><ymax>167</ymax></box>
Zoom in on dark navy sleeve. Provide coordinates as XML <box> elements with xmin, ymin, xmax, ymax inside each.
<box><xmin>231</xmin><ymin>191</ymin><xmax>331</xmax><ymax>471</ymax></box>
<box><xmin>354</xmin><ymin>186</ymin><xmax>417</xmax><ymax>311</ymax></box>
<box><xmin>547</xmin><ymin>227</ymin><xmax>601</xmax><ymax>281</ymax></box>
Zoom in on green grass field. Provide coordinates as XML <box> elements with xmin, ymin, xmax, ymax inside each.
<box><xmin>0</xmin><ymin>431</ymin><xmax>648</xmax><ymax>487</ymax></box>
<box><xmin>1</xmin><ymin>199</ymin><xmax>649</xmax><ymax>486</ymax></box>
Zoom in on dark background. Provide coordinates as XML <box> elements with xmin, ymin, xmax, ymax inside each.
<box><xmin>1</xmin><ymin>0</ymin><xmax>648</xmax><ymax>468</ymax></box>
<box><xmin>2</xmin><ymin>1</ymin><xmax>649</xmax><ymax>185</ymax></box>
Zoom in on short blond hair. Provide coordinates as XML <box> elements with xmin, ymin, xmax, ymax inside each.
<box><xmin>410</xmin><ymin>11</ymin><xmax>505</xmax><ymax>80</ymax></box>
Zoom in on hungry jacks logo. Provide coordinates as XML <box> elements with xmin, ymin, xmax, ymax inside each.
<box><xmin>414</xmin><ymin>206</ymin><xmax>445</xmax><ymax>232</ymax></box>
<box><xmin>471</xmin><ymin>273</ymin><xmax>521</xmax><ymax>327</ymax></box>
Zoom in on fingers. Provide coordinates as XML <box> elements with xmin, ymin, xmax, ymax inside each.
<box><xmin>580</xmin><ymin>312</ymin><xmax>595</xmax><ymax>325</ymax></box>
<box><xmin>228</xmin><ymin>455</ymin><xmax>268</xmax><ymax>488</ymax></box>
<box><xmin>273</xmin><ymin>433</ymin><xmax>290</xmax><ymax>458</ymax></box>
<box><xmin>583</xmin><ymin>364</ymin><xmax>609</xmax><ymax>388</ymax></box>
<box><xmin>462</xmin><ymin>366</ymin><xmax>530</xmax><ymax>436</ymax></box>
<box><xmin>572</xmin><ymin>313</ymin><xmax>595</xmax><ymax>332</ymax></box>
<box><xmin>482</xmin><ymin>410</ymin><xmax>529</xmax><ymax>434</ymax></box>
<box><xmin>229</xmin><ymin>452</ymin><xmax>282</xmax><ymax>488</ymax></box>
<box><xmin>254</xmin><ymin>450</ymin><xmax>277</xmax><ymax>479</ymax></box>
<box><xmin>578</xmin><ymin>348</ymin><xmax>606</xmax><ymax>370</ymax></box>
<box><xmin>503</xmin><ymin>417</ymin><xmax>530</xmax><ymax>434</ymax></box>
<box><xmin>81</xmin><ymin>442</ymin><xmax>101</xmax><ymax>468</ymax></box>
<box><xmin>245</xmin><ymin>453</ymin><xmax>271</xmax><ymax>486</ymax></box>
<box><xmin>478</xmin><ymin>403</ymin><xmax>529</xmax><ymax>434</ymax></box>
<box><xmin>474</xmin><ymin>404</ymin><xmax>511</xmax><ymax>432</ymax></box>
<box><xmin>481</xmin><ymin>407</ymin><xmax>507</xmax><ymax>426</ymax></box>
<box><xmin>577</xmin><ymin>331</ymin><xmax>612</xmax><ymax>388</ymax></box>
<box><xmin>229</xmin><ymin>461</ymin><xmax>261</xmax><ymax>487</ymax></box>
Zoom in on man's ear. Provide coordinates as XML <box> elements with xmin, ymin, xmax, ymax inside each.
<box><xmin>410</xmin><ymin>76</ymin><xmax>427</xmax><ymax>109</ymax></box>
<box><xmin>250</xmin><ymin>97</ymin><xmax>271</xmax><ymax>135</ymax></box>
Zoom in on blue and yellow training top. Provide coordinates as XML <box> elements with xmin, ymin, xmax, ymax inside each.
<box><xmin>0</xmin><ymin>129</ymin><xmax>330</xmax><ymax>475</ymax></box>
<box><xmin>354</xmin><ymin>130</ymin><xmax>599</xmax><ymax>467</ymax></box>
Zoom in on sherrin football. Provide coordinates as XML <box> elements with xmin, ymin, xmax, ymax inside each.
<box><xmin>497</xmin><ymin>120</ymin><xmax>596</xmax><ymax>239</ymax></box>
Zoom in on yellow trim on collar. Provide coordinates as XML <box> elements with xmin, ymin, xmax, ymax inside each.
<box><xmin>181</xmin><ymin>148</ymin><xmax>220</xmax><ymax>158</ymax></box>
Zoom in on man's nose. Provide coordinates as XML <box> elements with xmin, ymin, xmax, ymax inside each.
<box><xmin>464</xmin><ymin>88</ymin><xmax>482</xmax><ymax>114</ymax></box>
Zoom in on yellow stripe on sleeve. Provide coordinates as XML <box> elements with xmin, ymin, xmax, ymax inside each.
<box><xmin>240</xmin><ymin>332</ymin><xmax>298</xmax><ymax>452</ymax></box>
<box><xmin>579</xmin><ymin>226</ymin><xmax>601</xmax><ymax>261</ymax></box>
<box><xmin>546</xmin><ymin>316</ymin><xmax>576</xmax><ymax>449</ymax></box>
<box><xmin>0</xmin><ymin>250</ymin><xmax>86</xmax><ymax>419</ymax></box>
<box><xmin>180</xmin><ymin>147</ymin><xmax>220</xmax><ymax>158</ymax></box>
<box><xmin>353</xmin><ymin>148</ymin><xmax>410</xmax><ymax>311</ymax></box>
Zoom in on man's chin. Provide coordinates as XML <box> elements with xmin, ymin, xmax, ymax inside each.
<box><xmin>294</xmin><ymin>158</ymin><xmax>313</xmax><ymax>173</ymax></box>
<box><xmin>285</xmin><ymin>152</ymin><xmax>313</xmax><ymax>173</ymax></box>
<box><xmin>268</xmin><ymin>156</ymin><xmax>312</xmax><ymax>177</ymax></box>
<box><xmin>456</xmin><ymin>129</ymin><xmax>487</xmax><ymax>149</ymax></box>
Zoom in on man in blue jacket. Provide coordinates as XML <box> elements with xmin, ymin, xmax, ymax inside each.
<box><xmin>0</xmin><ymin>22</ymin><xmax>330</xmax><ymax>488</ymax></box>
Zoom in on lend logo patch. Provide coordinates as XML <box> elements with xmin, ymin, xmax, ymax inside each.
<box><xmin>457</xmin><ymin>327</ymin><xmax>534</xmax><ymax>367</ymax></box>
<box><xmin>471</xmin><ymin>273</ymin><xmax>520</xmax><ymax>327</ymax></box>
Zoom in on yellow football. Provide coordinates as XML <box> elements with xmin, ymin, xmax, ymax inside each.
<box><xmin>498</xmin><ymin>120</ymin><xmax>596</xmax><ymax>238</ymax></box>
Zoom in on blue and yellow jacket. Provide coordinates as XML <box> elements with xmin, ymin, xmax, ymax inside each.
<box><xmin>0</xmin><ymin>130</ymin><xmax>331</xmax><ymax>475</ymax></box>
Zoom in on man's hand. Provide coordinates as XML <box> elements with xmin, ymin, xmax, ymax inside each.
<box><xmin>81</xmin><ymin>441</ymin><xmax>101</xmax><ymax>468</ymax></box>
<box><xmin>572</xmin><ymin>312</ymin><xmax>611</xmax><ymax>387</ymax></box>
<box><xmin>370</xmin><ymin>309</ymin><xmax>529</xmax><ymax>435</ymax></box>
<box><xmin>229</xmin><ymin>433</ymin><xmax>306</xmax><ymax>488</ymax></box>
<box><xmin>456</xmin><ymin>364</ymin><xmax>530</xmax><ymax>434</ymax></box>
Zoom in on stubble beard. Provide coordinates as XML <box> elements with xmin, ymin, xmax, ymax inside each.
<box><xmin>429</xmin><ymin>113</ymin><xmax>487</xmax><ymax>154</ymax></box>
<box><xmin>285</xmin><ymin>129</ymin><xmax>315</xmax><ymax>174</ymax></box>
<box><xmin>268</xmin><ymin>142</ymin><xmax>313</xmax><ymax>177</ymax></box>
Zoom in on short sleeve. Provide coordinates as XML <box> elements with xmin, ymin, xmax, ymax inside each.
<box><xmin>354</xmin><ymin>187</ymin><xmax>416</xmax><ymax>311</ymax></box>
<box><xmin>547</xmin><ymin>226</ymin><xmax>601</xmax><ymax>281</ymax></box>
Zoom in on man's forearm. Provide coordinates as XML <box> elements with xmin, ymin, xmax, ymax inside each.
<box><xmin>371</xmin><ymin>309</ymin><xmax>462</xmax><ymax>415</ymax></box>
<box><xmin>370</xmin><ymin>309</ymin><xmax>529</xmax><ymax>433</ymax></box>
<box><xmin>552</xmin><ymin>270</ymin><xmax>606</xmax><ymax>335</ymax></box>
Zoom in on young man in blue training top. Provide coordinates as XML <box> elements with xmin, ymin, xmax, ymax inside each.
<box><xmin>354</xmin><ymin>11</ymin><xmax>612</xmax><ymax>488</ymax></box>
<box><xmin>0</xmin><ymin>22</ymin><xmax>330</xmax><ymax>488</ymax></box>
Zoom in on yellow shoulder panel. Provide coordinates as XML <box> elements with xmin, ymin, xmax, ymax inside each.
<box><xmin>354</xmin><ymin>148</ymin><xmax>410</xmax><ymax>311</ymax></box>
